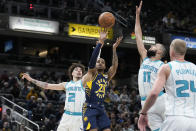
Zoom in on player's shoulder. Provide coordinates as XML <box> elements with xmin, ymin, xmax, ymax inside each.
<box><xmin>159</xmin><ymin>63</ymin><xmax>171</xmax><ymax>73</ymax></box>
<box><xmin>185</xmin><ymin>61</ymin><xmax>196</xmax><ymax>66</ymax></box>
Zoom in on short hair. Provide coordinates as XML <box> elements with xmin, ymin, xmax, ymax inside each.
<box><xmin>156</xmin><ymin>43</ymin><xmax>166</xmax><ymax>58</ymax></box>
<box><xmin>68</xmin><ymin>63</ymin><xmax>85</xmax><ymax>80</ymax></box>
<box><xmin>171</xmin><ymin>39</ymin><xmax>187</xmax><ymax>55</ymax></box>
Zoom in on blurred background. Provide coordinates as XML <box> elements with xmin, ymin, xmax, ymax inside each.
<box><xmin>0</xmin><ymin>0</ymin><xmax>196</xmax><ymax>130</ymax></box>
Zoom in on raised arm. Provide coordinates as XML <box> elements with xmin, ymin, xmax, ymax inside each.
<box><xmin>107</xmin><ymin>36</ymin><xmax>123</xmax><ymax>81</ymax></box>
<box><xmin>135</xmin><ymin>1</ymin><xmax>147</xmax><ymax>60</ymax></box>
<box><xmin>82</xmin><ymin>28</ymin><xmax>107</xmax><ymax>86</ymax></box>
<box><xmin>22</xmin><ymin>73</ymin><xmax>65</xmax><ymax>90</ymax></box>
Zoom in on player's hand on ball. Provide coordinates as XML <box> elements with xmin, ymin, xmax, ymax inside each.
<box><xmin>21</xmin><ymin>73</ymin><xmax>32</xmax><ymax>81</ymax></box>
<box><xmin>113</xmin><ymin>36</ymin><xmax>123</xmax><ymax>49</ymax></box>
<box><xmin>136</xmin><ymin>1</ymin><xmax>143</xmax><ymax>15</ymax></box>
<box><xmin>138</xmin><ymin>114</ymin><xmax>148</xmax><ymax>131</ymax></box>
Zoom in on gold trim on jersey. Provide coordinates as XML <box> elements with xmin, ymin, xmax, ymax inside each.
<box><xmin>82</xmin><ymin>103</ymin><xmax>87</xmax><ymax>116</ymax></box>
<box><xmin>85</xmin><ymin>73</ymin><xmax>98</xmax><ymax>97</ymax></box>
<box><xmin>86</xmin><ymin>122</ymin><xmax>91</xmax><ymax>130</ymax></box>
<box><xmin>85</xmin><ymin>82</ymin><xmax>91</xmax><ymax>97</ymax></box>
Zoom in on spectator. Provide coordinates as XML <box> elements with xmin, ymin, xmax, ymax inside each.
<box><xmin>45</xmin><ymin>114</ymin><xmax>57</xmax><ymax>131</ymax></box>
<box><xmin>27</xmin><ymin>96</ymin><xmax>37</xmax><ymax>111</ymax></box>
<box><xmin>120</xmin><ymin>88</ymin><xmax>129</xmax><ymax>103</ymax></box>
<box><xmin>20</xmin><ymin>82</ymin><xmax>30</xmax><ymax>99</ymax></box>
<box><xmin>109</xmin><ymin>89</ymin><xmax>120</xmax><ymax>102</ymax></box>
<box><xmin>43</xmin><ymin>103</ymin><xmax>55</xmax><ymax>118</ymax></box>
<box><xmin>26</xmin><ymin>88</ymin><xmax>38</xmax><ymax>100</ymax></box>
<box><xmin>10</xmin><ymin>82</ymin><xmax>21</xmax><ymax>98</ymax></box>
<box><xmin>2</xmin><ymin>121</ymin><xmax>12</xmax><ymax>131</ymax></box>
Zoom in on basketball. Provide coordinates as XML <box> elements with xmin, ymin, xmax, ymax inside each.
<box><xmin>98</xmin><ymin>12</ymin><xmax>115</xmax><ymax>28</ymax></box>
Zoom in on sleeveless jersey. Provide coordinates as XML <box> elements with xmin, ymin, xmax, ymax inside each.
<box><xmin>165</xmin><ymin>61</ymin><xmax>196</xmax><ymax>118</ymax></box>
<box><xmin>85</xmin><ymin>73</ymin><xmax>108</xmax><ymax>105</ymax></box>
<box><xmin>138</xmin><ymin>57</ymin><xmax>164</xmax><ymax>98</ymax></box>
<box><xmin>64</xmin><ymin>80</ymin><xmax>85</xmax><ymax>113</ymax></box>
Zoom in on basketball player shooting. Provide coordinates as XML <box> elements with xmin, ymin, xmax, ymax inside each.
<box><xmin>135</xmin><ymin>1</ymin><xmax>166</xmax><ymax>131</ymax></box>
<box><xmin>81</xmin><ymin>28</ymin><xmax>123</xmax><ymax>131</ymax></box>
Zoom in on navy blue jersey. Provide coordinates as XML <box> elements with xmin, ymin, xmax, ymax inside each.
<box><xmin>85</xmin><ymin>73</ymin><xmax>109</xmax><ymax>104</ymax></box>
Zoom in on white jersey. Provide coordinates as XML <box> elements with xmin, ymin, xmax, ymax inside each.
<box><xmin>138</xmin><ymin>57</ymin><xmax>164</xmax><ymax>98</ymax></box>
<box><xmin>165</xmin><ymin>61</ymin><xmax>196</xmax><ymax>118</ymax></box>
<box><xmin>64</xmin><ymin>80</ymin><xmax>85</xmax><ymax>113</ymax></box>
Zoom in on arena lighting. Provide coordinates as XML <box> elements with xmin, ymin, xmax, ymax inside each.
<box><xmin>39</xmin><ymin>50</ymin><xmax>48</xmax><ymax>57</ymax></box>
<box><xmin>9</xmin><ymin>16</ymin><xmax>59</xmax><ymax>34</ymax></box>
<box><xmin>29</xmin><ymin>4</ymin><xmax>34</xmax><ymax>10</ymax></box>
<box><xmin>26</xmin><ymin>66</ymin><xmax>32</xmax><ymax>70</ymax></box>
<box><xmin>28</xmin><ymin>0</ymin><xmax>34</xmax><ymax>10</ymax></box>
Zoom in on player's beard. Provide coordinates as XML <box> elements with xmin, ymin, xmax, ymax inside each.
<box><xmin>147</xmin><ymin>50</ymin><xmax>156</xmax><ymax>58</ymax></box>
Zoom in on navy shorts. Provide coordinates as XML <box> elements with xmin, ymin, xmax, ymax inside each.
<box><xmin>83</xmin><ymin>104</ymin><xmax>110</xmax><ymax>131</ymax></box>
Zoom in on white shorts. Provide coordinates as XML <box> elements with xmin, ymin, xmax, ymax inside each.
<box><xmin>57</xmin><ymin>113</ymin><xmax>83</xmax><ymax>131</ymax></box>
<box><xmin>141</xmin><ymin>94</ymin><xmax>166</xmax><ymax>131</ymax></box>
<box><xmin>160</xmin><ymin>116</ymin><xmax>196</xmax><ymax>131</ymax></box>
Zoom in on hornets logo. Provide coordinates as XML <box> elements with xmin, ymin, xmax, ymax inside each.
<box><xmin>95</xmin><ymin>78</ymin><xmax>107</xmax><ymax>98</ymax></box>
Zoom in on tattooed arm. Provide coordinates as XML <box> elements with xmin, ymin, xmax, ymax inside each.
<box><xmin>107</xmin><ymin>37</ymin><xmax>123</xmax><ymax>81</ymax></box>
<box><xmin>22</xmin><ymin>73</ymin><xmax>65</xmax><ymax>90</ymax></box>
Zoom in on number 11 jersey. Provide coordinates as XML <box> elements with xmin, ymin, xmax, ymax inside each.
<box><xmin>138</xmin><ymin>57</ymin><xmax>164</xmax><ymax>99</ymax></box>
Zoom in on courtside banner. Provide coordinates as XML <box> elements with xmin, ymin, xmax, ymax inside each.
<box><xmin>171</xmin><ymin>36</ymin><xmax>196</xmax><ymax>48</ymax></box>
<box><xmin>9</xmin><ymin>16</ymin><xmax>59</xmax><ymax>34</ymax></box>
<box><xmin>68</xmin><ymin>23</ymin><xmax>113</xmax><ymax>39</ymax></box>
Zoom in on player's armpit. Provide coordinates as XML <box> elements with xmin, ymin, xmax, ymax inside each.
<box><xmin>82</xmin><ymin>69</ymin><xmax>96</xmax><ymax>87</ymax></box>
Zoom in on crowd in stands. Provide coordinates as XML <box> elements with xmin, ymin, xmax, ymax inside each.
<box><xmin>72</xmin><ymin>0</ymin><xmax>196</xmax><ymax>34</ymax></box>
<box><xmin>0</xmin><ymin>69</ymin><xmax>141</xmax><ymax>131</ymax></box>
<box><xmin>0</xmin><ymin>0</ymin><xmax>195</xmax><ymax>34</ymax></box>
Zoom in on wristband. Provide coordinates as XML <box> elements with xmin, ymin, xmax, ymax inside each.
<box><xmin>140</xmin><ymin>112</ymin><xmax>147</xmax><ymax>115</ymax></box>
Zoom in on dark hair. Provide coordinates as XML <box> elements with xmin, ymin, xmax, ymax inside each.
<box><xmin>156</xmin><ymin>43</ymin><xmax>166</xmax><ymax>58</ymax></box>
<box><xmin>68</xmin><ymin>63</ymin><xmax>85</xmax><ymax>80</ymax></box>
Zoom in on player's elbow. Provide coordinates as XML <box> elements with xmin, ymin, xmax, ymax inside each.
<box><xmin>150</xmin><ymin>91</ymin><xmax>159</xmax><ymax>99</ymax></box>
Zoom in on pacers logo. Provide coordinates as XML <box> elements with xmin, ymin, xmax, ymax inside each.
<box><xmin>95</xmin><ymin>78</ymin><xmax>107</xmax><ymax>98</ymax></box>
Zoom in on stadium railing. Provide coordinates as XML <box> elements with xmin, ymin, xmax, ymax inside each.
<box><xmin>0</xmin><ymin>96</ymin><xmax>40</xmax><ymax>131</ymax></box>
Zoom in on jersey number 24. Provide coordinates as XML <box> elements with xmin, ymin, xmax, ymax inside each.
<box><xmin>176</xmin><ymin>80</ymin><xmax>196</xmax><ymax>97</ymax></box>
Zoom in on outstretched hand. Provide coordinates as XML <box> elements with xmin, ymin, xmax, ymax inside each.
<box><xmin>136</xmin><ymin>1</ymin><xmax>143</xmax><ymax>15</ymax></box>
<box><xmin>21</xmin><ymin>73</ymin><xmax>32</xmax><ymax>81</ymax></box>
<box><xmin>98</xmin><ymin>28</ymin><xmax>108</xmax><ymax>44</ymax></box>
<box><xmin>113</xmin><ymin>36</ymin><xmax>123</xmax><ymax>49</ymax></box>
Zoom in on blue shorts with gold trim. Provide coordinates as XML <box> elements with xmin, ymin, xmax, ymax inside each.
<box><xmin>82</xmin><ymin>103</ymin><xmax>110</xmax><ymax>131</ymax></box>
